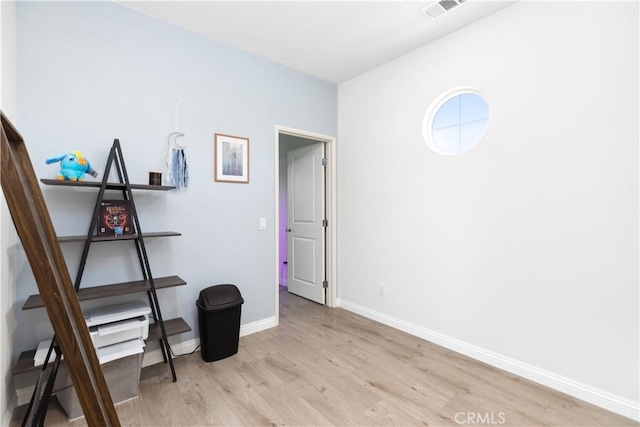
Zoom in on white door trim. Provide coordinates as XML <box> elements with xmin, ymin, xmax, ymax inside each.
<box><xmin>275</xmin><ymin>126</ymin><xmax>337</xmax><ymax>323</ymax></box>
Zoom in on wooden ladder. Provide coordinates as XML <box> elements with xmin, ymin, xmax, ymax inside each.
<box><xmin>1</xmin><ymin>112</ymin><xmax>120</xmax><ymax>426</ymax></box>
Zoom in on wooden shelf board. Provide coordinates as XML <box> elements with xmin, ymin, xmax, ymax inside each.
<box><xmin>40</xmin><ymin>178</ymin><xmax>175</xmax><ymax>191</ymax></box>
<box><xmin>22</xmin><ymin>276</ymin><xmax>187</xmax><ymax>310</ymax></box>
<box><xmin>13</xmin><ymin>317</ymin><xmax>191</xmax><ymax>376</ymax></box>
<box><xmin>147</xmin><ymin>317</ymin><xmax>192</xmax><ymax>342</ymax></box>
<box><xmin>13</xmin><ymin>350</ymin><xmax>37</xmax><ymax>376</ymax></box>
<box><xmin>58</xmin><ymin>231</ymin><xmax>181</xmax><ymax>243</ymax></box>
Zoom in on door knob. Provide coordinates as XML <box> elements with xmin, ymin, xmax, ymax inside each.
<box><xmin>286</xmin><ymin>227</ymin><xmax>292</xmax><ymax>232</ymax></box>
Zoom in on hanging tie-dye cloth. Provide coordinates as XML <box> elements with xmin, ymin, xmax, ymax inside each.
<box><xmin>166</xmin><ymin>131</ymin><xmax>189</xmax><ymax>191</ymax></box>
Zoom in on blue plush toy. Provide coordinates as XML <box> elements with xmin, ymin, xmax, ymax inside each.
<box><xmin>46</xmin><ymin>151</ymin><xmax>99</xmax><ymax>181</ymax></box>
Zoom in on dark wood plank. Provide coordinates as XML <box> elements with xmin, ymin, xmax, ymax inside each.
<box><xmin>13</xmin><ymin>350</ymin><xmax>37</xmax><ymax>376</ymax></box>
<box><xmin>58</xmin><ymin>231</ymin><xmax>181</xmax><ymax>243</ymax></box>
<box><xmin>1</xmin><ymin>112</ymin><xmax>120</xmax><ymax>426</ymax></box>
<box><xmin>40</xmin><ymin>178</ymin><xmax>175</xmax><ymax>191</ymax></box>
<box><xmin>13</xmin><ymin>318</ymin><xmax>191</xmax><ymax>376</ymax></box>
<box><xmin>22</xmin><ymin>276</ymin><xmax>187</xmax><ymax>310</ymax></box>
<box><xmin>147</xmin><ymin>317</ymin><xmax>192</xmax><ymax>342</ymax></box>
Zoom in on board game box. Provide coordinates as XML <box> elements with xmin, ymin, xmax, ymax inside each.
<box><xmin>98</xmin><ymin>200</ymin><xmax>134</xmax><ymax>236</ymax></box>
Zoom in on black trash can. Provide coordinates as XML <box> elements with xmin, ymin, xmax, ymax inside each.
<box><xmin>197</xmin><ymin>284</ymin><xmax>244</xmax><ymax>362</ymax></box>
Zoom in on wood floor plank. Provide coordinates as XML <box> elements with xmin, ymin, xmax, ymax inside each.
<box><xmin>466</xmin><ymin>375</ymin><xmax>549</xmax><ymax>419</ymax></box>
<box><xmin>110</xmin><ymin>395</ymin><xmax>151</xmax><ymax>427</ymax></box>
<box><xmin>285</xmin><ymin>375</ymin><xmax>378</xmax><ymax>426</ymax></box>
<box><xmin>224</xmin><ymin>348</ymin><xmax>285</xmax><ymax>395</ymax></box>
<box><xmin>198</xmin><ymin>356</ymin><xmax>289</xmax><ymax>426</ymax></box>
<box><xmin>239</xmin><ymin>331</ymin><xmax>282</xmax><ymax>361</ymax></box>
<box><xmin>261</xmin><ymin>335</ymin><xmax>383</xmax><ymax>425</ymax></box>
<box><xmin>497</xmin><ymin>372</ymin><xmax>566</xmax><ymax>405</ymax></box>
<box><xmin>181</xmin><ymin>379</ymin><xmax>244</xmax><ymax>426</ymax></box>
<box><xmin>443</xmin><ymin>390</ymin><xmax>552</xmax><ymax>427</ymax></box>
<box><xmin>543</xmin><ymin>395</ymin><xmax>636</xmax><ymax>427</ymax></box>
<box><xmin>364</xmin><ymin>399</ymin><xmax>434</xmax><ymax>427</ymax></box>
<box><xmin>12</xmin><ymin>288</ymin><xmax>638</xmax><ymax>427</ymax></box>
<box><xmin>335</xmin><ymin>341</ymin><xmax>456</xmax><ymax>410</ymax></box>
<box><xmin>260</xmin><ymin>351</ymin><xmax>308</xmax><ymax>383</ymax></box>
<box><xmin>138</xmin><ymin>374</ymin><xmax>199</xmax><ymax>426</ymax></box>
<box><xmin>258</xmin><ymin>382</ymin><xmax>334</xmax><ymax>426</ymax></box>
<box><xmin>170</xmin><ymin>353</ymin><xmax>245</xmax><ymax>426</ymax></box>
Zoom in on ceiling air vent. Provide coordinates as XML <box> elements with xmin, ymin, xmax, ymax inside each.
<box><xmin>421</xmin><ymin>0</ymin><xmax>467</xmax><ymax>21</ymax></box>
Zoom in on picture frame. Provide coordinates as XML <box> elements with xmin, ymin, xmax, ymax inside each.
<box><xmin>214</xmin><ymin>133</ymin><xmax>250</xmax><ymax>183</ymax></box>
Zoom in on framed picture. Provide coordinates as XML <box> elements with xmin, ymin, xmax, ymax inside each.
<box><xmin>214</xmin><ymin>133</ymin><xmax>250</xmax><ymax>183</ymax></box>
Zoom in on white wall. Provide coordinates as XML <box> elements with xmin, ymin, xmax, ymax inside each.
<box><xmin>1</xmin><ymin>0</ymin><xmax>18</xmax><ymax>422</ymax></box>
<box><xmin>338</xmin><ymin>0</ymin><xmax>639</xmax><ymax>418</ymax></box>
<box><xmin>13</xmin><ymin>0</ymin><xmax>335</xmax><ymax>371</ymax></box>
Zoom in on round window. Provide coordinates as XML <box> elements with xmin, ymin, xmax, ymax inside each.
<box><xmin>422</xmin><ymin>88</ymin><xmax>490</xmax><ymax>155</ymax></box>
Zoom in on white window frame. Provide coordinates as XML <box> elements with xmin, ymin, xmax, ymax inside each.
<box><xmin>422</xmin><ymin>87</ymin><xmax>490</xmax><ymax>155</ymax></box>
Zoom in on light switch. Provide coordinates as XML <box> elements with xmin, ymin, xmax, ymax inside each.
<box><xmin>259</xmin><ymin>218</ymin><xmax>267</xmax><ymax>230</ymax></box>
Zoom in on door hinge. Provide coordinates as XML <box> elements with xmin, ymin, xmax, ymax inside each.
<box><xmin>322</xmin><ymin>158</ymin><xmax>328</xmax><ymax>167</ymax></box>
<box><xmin>322</xmin><ymin>280</ymin><xmax>328</xmax><ymax>288</ymax></box>
<box><xmin>322</xmin><ymin>219</ymin><xmax>328</xmax><ymax>227</ymax></box>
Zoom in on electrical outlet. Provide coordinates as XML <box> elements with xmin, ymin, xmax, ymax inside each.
<box><xmin>378</xmin><ymin>284</ymin><xmax>386</xmax><ymax>296</ymax></box>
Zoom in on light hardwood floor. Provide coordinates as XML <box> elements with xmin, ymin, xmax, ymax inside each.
<box><xmin>12</xmin><ymin>288</ymin><xmax>638</xmax><ymax>426</ymax></box>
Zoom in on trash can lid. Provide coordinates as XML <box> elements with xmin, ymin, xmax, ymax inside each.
<box><xmin>198</xmin><ymin>284</ymin><xmax>244</xmax><ymax>310</ymax></box>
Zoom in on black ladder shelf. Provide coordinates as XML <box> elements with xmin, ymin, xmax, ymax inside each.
<box><xmin>21</xmin><ymin>139</ymin><xmax>188</xmax><ymax>425</ymax></box>
<box><xmin>71</xmin><ymin>138</ymin><xmax>181</xmax><ymax>381</ymax></box>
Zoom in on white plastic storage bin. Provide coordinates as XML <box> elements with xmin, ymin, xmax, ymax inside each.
<box><xmin>85</xmin><ymin>301</ymin><xmax>151</xmax><ymax>327</ymax></box>
<box><xmin>55</xmin><ymin>339</ymin><xmax>145</xmax><ymax>421</ymax></box>
<box><xmin>89</xmin><ymin>315</ymin><xmax>149</xmax><ymax>349</ymax></box>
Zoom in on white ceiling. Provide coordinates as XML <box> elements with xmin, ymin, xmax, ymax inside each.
<box><xmin>118</xmin><ymin>1</ymin><xmax>516</xmax><ymax>84</ymax></box>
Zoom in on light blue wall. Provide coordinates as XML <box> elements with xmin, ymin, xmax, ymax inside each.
<box><xmin>14</xmin><ymin>1</ymin><xmax>336</xmax><ymax>357</ymax></box>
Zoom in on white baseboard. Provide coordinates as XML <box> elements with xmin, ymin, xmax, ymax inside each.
<box><xmin>16</xmin><ymin>384</ymin><xmax>33</xmax><ymax>408</ymax></box>
<box><xmin>14</xmin><ymin>316</ymin><xmax>279</xmax><ymax>410</ymax></box>
<box><xmin>240</xmin><ymin>316</ymin><xmax>278</xmax><ymax>337</ymax></box>
<box><xmin>3</xmin><ymin>395</ymin><xmax>16</xmax><ymax>426</ymax></box>
<box><xmin>337</xmin><ymin>298</ymin><xmax>640</xmax><ymax>422</ymax></box>
<box><xmin>142</xmin><ymin>315</ymin><xmax>277</xmax><ymax>367</ymax></box>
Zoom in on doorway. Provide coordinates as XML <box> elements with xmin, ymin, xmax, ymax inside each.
<box><xmin>275</xmin><ymin>126</ymin><xmax>336</xmax><ymax>321</ymax></box>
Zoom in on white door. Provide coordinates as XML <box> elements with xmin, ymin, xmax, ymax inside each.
<box><xmin>287</xmin><ymin>143</ymin><xmax>325</xmax><ymax>304</ymax></box>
